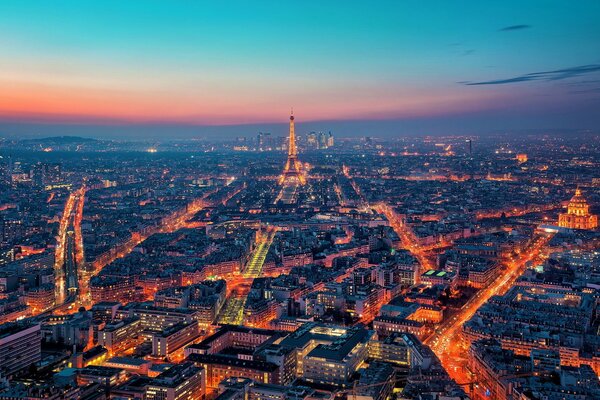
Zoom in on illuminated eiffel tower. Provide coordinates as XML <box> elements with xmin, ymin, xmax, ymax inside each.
<box><xmin>279</xmin><ymin>110</ymin><xmax>306</xmax><ymax>185</ymax></box>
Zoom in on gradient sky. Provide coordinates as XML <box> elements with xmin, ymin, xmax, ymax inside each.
<box><xmin>1</xmin><ymin>1</ymin><xmax>600</xmax><ymax>138</ymax></box>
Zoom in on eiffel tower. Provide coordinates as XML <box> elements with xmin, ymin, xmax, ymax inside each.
<box><xmin>279</xmin><ymin>110</ymin><xmax>306</xmax><ymax>185</ymax></box>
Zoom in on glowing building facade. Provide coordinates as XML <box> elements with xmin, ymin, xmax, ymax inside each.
<box><xmin>558</xmin><ymin>188</ymin><xmax>598</xmax><ymax>230</ymax></box>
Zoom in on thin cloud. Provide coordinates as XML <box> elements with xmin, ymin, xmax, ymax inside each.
<box><xmin>563</xmin><ymin>79</ymin><xmax>600</xmax><ymax>87</ymax></box>
<box><xmin>569</xmin><ymin>87</ymin><xmax>600</xmax><ymax>95</ymax></box>
<box><xmin>461</xmin><ymin>64</ymin><xmax>600</xmax><ymax>86</ymax></box>
<box><xmin>499</xmin><ymin>24</ymin><xmax>531</xmax><ymax>31</ymax></box>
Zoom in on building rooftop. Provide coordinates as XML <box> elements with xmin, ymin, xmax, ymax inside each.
<box><xmin>186</xmin><ymin>353</ymin><xmax>279</xmax><ymax>372</ymax></box>
<box><xmin>0</xmin><ymin>321</ymin><xmax>39</xmax><ymax>340</ymax></box>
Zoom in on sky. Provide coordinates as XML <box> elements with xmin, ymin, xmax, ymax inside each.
<box><xmin>1</xmin><ymin>1</ymin><xmax>599</xmax><ymax>139</ymax></box>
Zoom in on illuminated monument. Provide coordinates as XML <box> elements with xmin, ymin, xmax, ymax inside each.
<box><xmin>279</xmin><ymin>110</ymin><xmax>306</xmax><ymax>185</ymax></box>
<box><xmin>558</xmin><ymin>188</ymin><xmax>598</xmax><ymax>230</ymax></box>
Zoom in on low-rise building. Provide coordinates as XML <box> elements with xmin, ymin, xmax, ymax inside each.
<box><xmin>98</xmin><ymin>317</ymin><xmax>142</xmax><ymax>355</ymax></box>
<box><xmin>0</xmin><ymin>322</ymin><xmax>41</xmax><ymax>378</ymax></box>
<box><xmin>152</xmin><ymin>320</ymin><xmax>200</xmax><ymax>357</ymax></box>
<box><xmin>279</xmin><ymin>323</ymin><xmax>373</xmax><ymax>387</ymax></box>
<box><xmin>368</xmin><ymin>332</ymin><xmax>409</xmax><ymax>367</ymax></box>
<box><xmin>145</xmin><ymin>362</ymin><xmax>205</xmax><ymax>400</ymax></box>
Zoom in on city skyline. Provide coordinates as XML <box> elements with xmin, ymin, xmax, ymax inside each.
<box><xmin>1</xmin><ymin>1</ymin><xmax>600</xmax><ymax>138</ymax></box>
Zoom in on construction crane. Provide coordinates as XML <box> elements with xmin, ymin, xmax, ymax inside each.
<box><xmin>337</xmin><ymin>376</ymin><xmax>408</xmax><ymax>400</ymax></box>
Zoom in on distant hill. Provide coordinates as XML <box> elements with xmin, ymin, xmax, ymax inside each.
<box><xmin>20</xmin><ymin>136</ymin><xmax>99</xmax><ymax>144</ymax></box>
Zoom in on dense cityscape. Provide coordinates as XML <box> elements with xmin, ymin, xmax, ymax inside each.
<box><xmin>1</xmin><ymin>113</ymin><xmax>599</xmax><ymax>400</ymax></box>
<box><xmin>2</xmin><ymin>2</ymin><xmax>600</xmax><ymax>400</ymax></box>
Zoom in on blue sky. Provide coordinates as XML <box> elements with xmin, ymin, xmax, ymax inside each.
<box><xmin>0</xmin><ymin>1</ymin><xmax>599</xmax><ymax>138</ymax></box>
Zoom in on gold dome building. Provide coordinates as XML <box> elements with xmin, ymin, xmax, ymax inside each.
<box><xmin>558</xmin><ymin>188</ymin><xmax>598</xmax><ymax>230</ymax></box>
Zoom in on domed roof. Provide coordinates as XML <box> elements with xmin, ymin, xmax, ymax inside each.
<box><xmin>569</xmin><ymin>187</ymin><xmax>587</xmax><ymax>205</ymax></box>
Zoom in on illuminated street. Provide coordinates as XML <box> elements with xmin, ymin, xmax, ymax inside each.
<box><xmin>90</xmin><ymin>198</ymin><xmax>209</xmax><ymax>276</ymax></box>
<box><xmin>243</xmin><ymin>228</ymin><xmax>277</xmax><ymax>278</ymax></box>
<box><xmin>217</xmin><ymin>296</ymin><xmax>247</xmax><ymax>325</ymax></box>
<box><xmin>217</xmin><ymin>228</ymin><xmax>276</xmax><ymax>325</ymax></box>
<box><xmin>57</xmin><ymin>193</ymin><xmax>223</xmax><ymax>313</ymax></box>
<box><xmin>53</xmin><ymin>187</ymin><xmax>85</xmax><ymax>305</ymax></box>
<box><xmin>375</xmin><ymin>203</ymin><xmax>437</xmax><ymax>272</ymax></box>
<box><xmin>425</xmin><ymin>232</ymin><xmax>555</xmax><ymax>392</ymax></box>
